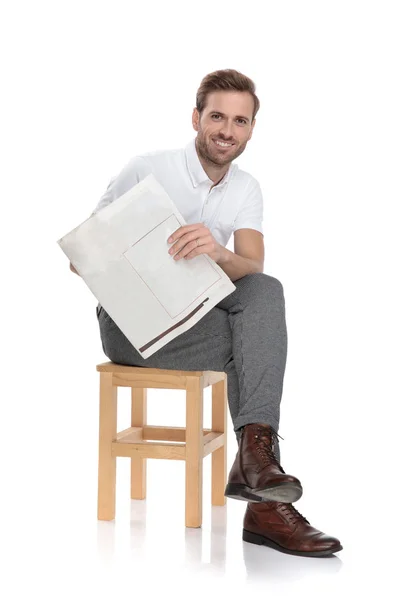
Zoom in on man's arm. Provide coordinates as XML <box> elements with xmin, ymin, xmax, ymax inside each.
<box><xmin>69</xmin><ymin>229</ymin><xmax>264</xmax><ymax>281</ymax></box>
<box><xmin>216</xmin><ymin>228</ymin><xmax>264</xmax><ymax>282</ymax></box>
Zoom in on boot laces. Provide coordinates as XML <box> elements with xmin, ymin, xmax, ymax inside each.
<box><xmin>253</xmin><ymin>426</ymin><xmax>285</xmax><ymax>472</ymax></box>
<box><xmin>276</xmin><ymin>502</ymin><xmax>310</xmax><ymax>525</ymax></box>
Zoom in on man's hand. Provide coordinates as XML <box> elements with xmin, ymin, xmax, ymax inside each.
<box><xmin>167</xmin><ymin>223</ymin><xmax>224</xmax><ymax>263</ymax></box>
<box><xmin>70</xmin><ymin>262</ymin><xmax>80</xmax><ymax>276</ymax></box>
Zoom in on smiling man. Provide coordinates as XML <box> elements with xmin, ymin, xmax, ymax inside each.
<box><xmin>75</xmin><ymin>69</ymin><xmax>342</xmax><ymax>558</ymax></box>
<box><xmin>167</xmin><ymin>87</ymin><xmax>266</xmax><ymax>283</ymax></box>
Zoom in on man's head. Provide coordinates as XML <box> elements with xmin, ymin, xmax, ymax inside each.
<box><xmin>192</xmin><ymin>68</ymin><xmax>260</xmax><ymax>168</ymax></box>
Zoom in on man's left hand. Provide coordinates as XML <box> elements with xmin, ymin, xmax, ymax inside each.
<box><xmin>167</xmin><ymin>223</ymin><xmax>224</xmax><ymax>263</ymax></box>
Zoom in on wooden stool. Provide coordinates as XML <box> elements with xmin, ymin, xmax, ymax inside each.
<box><xmin>96</xmin><ymin>361</ymin><xmax>227</xmax><ymax>527</ymax></box>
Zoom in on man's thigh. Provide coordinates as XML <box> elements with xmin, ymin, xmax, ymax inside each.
<box><xmin>96</xmin><ymin>303</ymin><xmax>233</xmax><ymax>372</ymax></box>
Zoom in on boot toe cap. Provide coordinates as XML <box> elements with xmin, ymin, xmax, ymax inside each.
<box><xmin>299</xmin><ymin>532</ymin><xmax>342</xmax><ymax>553</ymax></box>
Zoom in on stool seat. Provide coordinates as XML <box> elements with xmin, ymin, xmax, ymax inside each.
<box><xmin>96</xmin><ymin>361</ymin><xmax>227</xmax><ymax>527</ymax></box>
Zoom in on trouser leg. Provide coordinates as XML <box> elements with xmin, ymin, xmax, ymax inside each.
<box><xmin>96</xmin><ymin>273</ymin><xmax>287</xmax><ymax>462</ymax></box>
<box><xmin>216</xmin><ymin>273</ymin><xmax>288</xmax><ymax>438</ymax></box>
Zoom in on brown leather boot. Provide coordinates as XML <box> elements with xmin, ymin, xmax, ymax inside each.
<box><xmin>224</xmin><ymin>423</ymin><xmax>303</xmax><ymax>503</ymax></box>
<box><xmin>243</xmin><ymin>501</ymin><xmax>343</xmax><ymax>557</ymax></box>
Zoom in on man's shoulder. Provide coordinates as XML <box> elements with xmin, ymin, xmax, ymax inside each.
<box><xmin>232</xmin><ymin>164</ymin><xmax>260</xmax><ymax>190</ymax></box>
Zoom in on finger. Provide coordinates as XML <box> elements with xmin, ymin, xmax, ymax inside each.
<box><xmin>184</xmin><ymin>241</ymin><xmax>213</xmax><ymax>260</ymax></box>
<box><xmin>170</xmin><ymin>232</ymin><xmax>202</xmax><ymax>257</ymax></box>
<box><xmin>176</xmin><ymin>237</ymin><xmax>205</xmax><ymax>260</ymax></box>
<box><xmin>168</xmin><ymin>223</ymin><xmax>203</xmax><ymax>244</ymax></box>
<box><xmin>174</xmin><ymin>242</ymin><xmax>195</xmax><ymax>260</ymax></box>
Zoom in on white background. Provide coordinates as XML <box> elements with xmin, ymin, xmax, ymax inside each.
<box><xmin>2</xmin><ymin>0</ymin><xmax>399</xmax><ymax>597</ymax></box>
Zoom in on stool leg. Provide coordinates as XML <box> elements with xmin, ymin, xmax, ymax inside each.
<box><xmin>211</xmin><ymin>377</ymin><xmax>227</xmax><ymax>506</ymax></box>
<box><xmin>131</xmin><ymin>387</ymin><xmax>147</xmax><ymax>499</ymax></box>
<box><xmin>185</xmin><ymin>377</ymin><xmax>204</xmax><ymax>528</ymax></box>
<box><xmin>97</xmin><ymin>372</ymin><xmax>117</xmax><ymax>520</ymax></box>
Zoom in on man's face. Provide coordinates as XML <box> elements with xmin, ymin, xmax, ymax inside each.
<box><xmin>192</xmin><ymin>90</ymin><xmax>256</xmax><ymax>167</ymax></box>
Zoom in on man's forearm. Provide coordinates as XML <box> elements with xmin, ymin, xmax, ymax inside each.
<box><xmin>69</xmin><ymin>247</ymin><xmax>262</xmax><ymax>282</ymax></box>
<box><xmin>216</xmin><ymin>246</ymin><xmax>263</xmax><ymax>282</ymax></box>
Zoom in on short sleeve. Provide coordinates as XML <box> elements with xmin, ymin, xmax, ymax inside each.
<box><xmin>233</xmin><ymin>179</ymin><xmax>264</xmax><ymax>235</ymax></box>
<box><xmin>90</xmin><ymin>156</ymin><xmax>153</xmax><ymax>216</ymax></box>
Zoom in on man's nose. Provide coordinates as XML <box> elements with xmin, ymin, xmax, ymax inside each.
<box><xmin>219</xmin><ymin>121</ymin><xmax>234</xmax><ymax>139</ymax></box>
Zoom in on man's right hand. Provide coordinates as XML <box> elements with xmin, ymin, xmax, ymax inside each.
<box><xmin>70</xmin><ymin>262</ymin><xmax>80</xmax><ymax>276</ymax></box>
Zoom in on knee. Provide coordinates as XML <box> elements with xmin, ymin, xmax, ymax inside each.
<box><xmin>245</xmin><ymin>272</ymin><xmax>284</xmax><ymax>296</ymax></box>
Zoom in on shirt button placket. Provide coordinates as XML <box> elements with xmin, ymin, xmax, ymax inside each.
<box><xmin>201</xmin><ymin>187</ymin><xmax>212</xmax><ymax>220</ymax></box>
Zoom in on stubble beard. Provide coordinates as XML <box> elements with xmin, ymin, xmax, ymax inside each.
<box><xmin>195</xmin><ymin>130</ymin><xmax>247</xmax><ymax>168</ymax></box>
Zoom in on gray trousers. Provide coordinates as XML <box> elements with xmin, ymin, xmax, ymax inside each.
<box><xmin>96</xmin><ymin>272</ymin><xmax>287</xmax><ymax>462</ymax></box>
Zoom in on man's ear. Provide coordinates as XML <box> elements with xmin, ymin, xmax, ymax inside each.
<box><xmin>192</xmin><ymin>107</ymin><xmax>200</xmax><ymax>132</ymax></box>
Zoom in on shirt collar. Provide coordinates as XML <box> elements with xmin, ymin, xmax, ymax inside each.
<box><xmin>185</xmin><ymin>137</ymin><xmax>236</xmax><ymax>189</ymax></box>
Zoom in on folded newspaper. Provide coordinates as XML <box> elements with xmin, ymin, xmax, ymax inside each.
<box><xmin>57</xmin><ymin>173</ymin><xmax>236</xmax><ymax>359</ymax></box>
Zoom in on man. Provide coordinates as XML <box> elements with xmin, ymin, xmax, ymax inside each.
<box><xmin>71</xmin><ymin>69</ymin><xmax>342</xmax><ymax>557</ymax></box>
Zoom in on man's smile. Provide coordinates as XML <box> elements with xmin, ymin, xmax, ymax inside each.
<box><xmin>213</xmin><ymin>138</ymin><xmax>235</xmax><ymax>150</ymax></box>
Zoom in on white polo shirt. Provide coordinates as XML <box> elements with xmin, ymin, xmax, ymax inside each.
<box><xmin>91</xmin><ymin>137</ymin><xmax>264</xmax><ymax>247</ymax></box>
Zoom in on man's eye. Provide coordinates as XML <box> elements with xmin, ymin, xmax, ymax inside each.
<box><xmin>211</xmin><ymin>114</ymin><xmax>246</xmax><ymax>125</ymax></box>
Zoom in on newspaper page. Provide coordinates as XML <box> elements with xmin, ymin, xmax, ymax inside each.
<box><xmin>57</xmin><ymin>173</ymin><xmax>236</xmax><ymax>359</ymax></box>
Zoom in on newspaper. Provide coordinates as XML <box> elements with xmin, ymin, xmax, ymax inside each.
<box><xmin>57</xmin><ymin>173</ymin><xmax>236</xmax><ymax>359</ymax></box>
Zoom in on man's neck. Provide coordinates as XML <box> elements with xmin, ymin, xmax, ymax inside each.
<box><xmin>195</xmin><ymin>139</ymin><xmax>230</xmax><ymax>186</ymax></box>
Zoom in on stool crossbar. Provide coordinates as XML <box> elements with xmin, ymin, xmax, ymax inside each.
<box><xmin>96</xmin><ymin>361</ymin><xmax>227</xmax><ymax>527</ymax></box>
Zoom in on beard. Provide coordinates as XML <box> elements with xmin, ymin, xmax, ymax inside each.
<box><xmin>195</xmin><ymin>130</ymin><xmax>248</xmax><ymax>167</ymax></box>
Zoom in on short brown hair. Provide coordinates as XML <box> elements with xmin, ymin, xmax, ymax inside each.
<box><xmin>196</xmin><ymin>69</ymin><xmax>260</xmax><ymax>122</ymax></box>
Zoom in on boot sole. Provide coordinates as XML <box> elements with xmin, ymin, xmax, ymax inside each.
<box><xmin>224</xmin><ymin>483</ymin><xmax>265</xmax><ymax>502</ymax></box>
<box><xmin>243</xmin><ymin>529</ymin><xmax>343</xmax><ymax>557</ymax></box>
<box><xmin>225</xmin><ymin>482</ymin><xmax>303</xmax><ymax>504</ymax></box>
